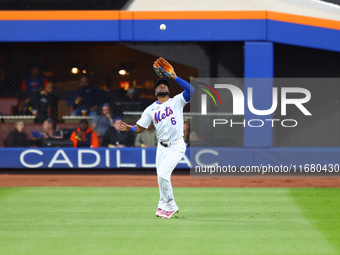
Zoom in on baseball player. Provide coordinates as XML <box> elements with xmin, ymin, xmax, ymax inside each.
<box><xmin>121</xmin><ymin>57</ymin><xmax>195</xmax><ymax>219</ymax></box>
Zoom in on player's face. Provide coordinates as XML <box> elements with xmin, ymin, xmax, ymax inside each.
<box><xmin>155</xmin><ymin>83</ymin><xmax>170</xmax><ymax>97</ymax></box>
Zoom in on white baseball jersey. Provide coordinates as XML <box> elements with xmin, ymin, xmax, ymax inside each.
<box><xmin>137</xmin><ymin>92</ymin><xmax>188</xmax><ymax>142</ymax></box>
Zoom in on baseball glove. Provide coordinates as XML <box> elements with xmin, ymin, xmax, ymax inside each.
<box><xmin>153</xmin><ymin>57</ymin><xmax>175</xmax><ymax>78</ymax></box>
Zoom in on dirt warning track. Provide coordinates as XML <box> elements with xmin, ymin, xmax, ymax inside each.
<box><xmin>0</xmin><ymin>174</ymin><xmax>339</xmax><ymax>188</ymax></box>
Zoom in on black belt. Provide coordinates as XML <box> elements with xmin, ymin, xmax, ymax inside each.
<box><xmin>160</xmin><ymin>141</ymin><xmax>171</xmax><ymax>147</ymax></box>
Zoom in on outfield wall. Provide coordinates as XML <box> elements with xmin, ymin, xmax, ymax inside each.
<box><xmin>0</xmin><ymin>10</ymin><xmax>340</xmax><ymax>169</ymax></box>
<box><xmin>1</xmin><ymin>147</ymin><xmax>340</xmax><ymax>169</ymax></box>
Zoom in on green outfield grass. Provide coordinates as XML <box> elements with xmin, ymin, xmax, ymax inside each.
<box><xmin>0</xmin><ymin>187</ymin><xmax>339</xmax><ymax>255</ymax></box>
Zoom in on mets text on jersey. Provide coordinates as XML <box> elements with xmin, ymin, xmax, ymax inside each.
<box><xmin>154</xmin><ymin>106</ymin><xmax>174</xmax><ymax>124</ymax></box>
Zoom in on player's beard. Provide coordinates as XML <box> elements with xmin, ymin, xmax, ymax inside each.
<box><xmin>157</xmin><ymin>91</ymin><xmax>170</xmax><ymax>97</ymax></box>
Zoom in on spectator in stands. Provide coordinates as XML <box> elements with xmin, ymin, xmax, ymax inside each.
<box><xmin>134</xmin><ymin>123</ymin><xmax>157</xmax><ymax>148</ymax></box>
<box><xmin>26</xmin><ymin>82</ymin><xmax>58</xmax><ymax>123</ymax></box>
<box><xmin>91</xmin><ymin>103</ymin><xmax>113</xmax><ymax>138</ymax></box>
<box><xmin>102</xmin><ymin>116</ymin><xmax>134</xmax><ymax>148</ymax></box>
<box><xmin>14</xmin><ymin>96</ymin><xmax>31</xmax><ymax>116</ymax></box>
<box><xmin>123</xmin><ymin>87</ymin><xmax>143</xmax><ymax>111</ymax></box>
<box><xmin>67</xmin><ymin>75</ymin><xmax>105</xmax><ymax>116</ymax></box>
<box><xmin>70</xmin><ymin>119</ymin><xmax>98</xmax><ymax>148</ymax></box>
<box><xmin>32</xmin><ymin>118</ymin><xmax>63</xmax><ymax>140</ymax></box>
<box><xmin>3</xmin><ymin>121</ymin><xmax>33</xmax><ymax>147</ymax></box>
<box><xmin>21</xmin><ymin>66</ymin><xmax>48</xmax><ymax>91</ymax></box>
<box><xmin>125</xmin><ymin>87</ymin><xmax>140</xmax><ymax>102</ymax></box>
<box><xmin>108</xmin><ymin>101</ymin><xmax>124</xmax><ymax>118</ymax></box>
<box><xmin>183</xmin><ymin>120</ymin><xmax>199</xmax><ymax>146</ymax></box>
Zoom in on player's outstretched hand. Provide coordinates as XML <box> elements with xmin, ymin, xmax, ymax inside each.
<box><xmin>153</xmin><ymin>57</ymin><xmax>177</xmax><ymax>79</ymax></box>
<box><xmin>121</xmin><ymin>122</ymin><xmax>132</xmax><ymax>132</ymax></box>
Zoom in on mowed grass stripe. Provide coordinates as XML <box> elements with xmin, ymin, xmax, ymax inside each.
<box><xmin>0</xmin><ymin>187</ymin><xmax>338</xmax><ymax>255</ymax></box>
<box><xmin>290</xmin><ymin>188</ymin><xmax>340</xmax><ymax>253</ymax></box>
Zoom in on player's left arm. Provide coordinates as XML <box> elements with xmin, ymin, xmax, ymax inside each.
<box><xmin>121</xmin><ymin>123</ymin><xmax>146</xmax><ymax>134</ymax></box>
<box><xmin>171</xmin><ymin>73</ymin><xmax>195</xmax><ymax>102</ymax></box>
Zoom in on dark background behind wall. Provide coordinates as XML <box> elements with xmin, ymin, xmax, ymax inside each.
<box><xmin>1</xmin><ymin>41</ymin><xmax>340</xmax><ymax>147</ymax></box>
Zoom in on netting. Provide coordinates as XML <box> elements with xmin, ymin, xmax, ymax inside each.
<box><xmin>1</xmin><ymin>41</ymin><xmax>339</xmax><ymax>147</ymax></box>
<box><xmin>0</xmin><ymin>42</ymin><xmax>243</xmax><ymax>147</ymax></box>
<box><xmin>274</xmin><ymin>43</ymin><xmax>340</xmax><ymax>147</ymax></box>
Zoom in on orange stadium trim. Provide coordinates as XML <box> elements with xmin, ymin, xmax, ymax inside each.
<box><xmin>0</xmin><ymin>10</ymin><xmax>120</xmax><ymax>20</ymax></box>
<box><xmin>130</xmin><ymin>11</ymin><xmax>267</xmax><ymax>20</ymax></box>
<box><xmin>0</xmin><ymin>10</ymin><xmax>266</xmax><ymax>21</ymax></box>
<box><xmin>268</xmin><ymin>11</ymin><xmax>340</xmax><ymax>31</ymax></box>
<box><xmin>119</xmin><ymin>11</ymin><xmax>133</xmax><ymax>20</ymax></box>
<box><xmin>0</xmin><ymin>10</ymin><xmax>339</xmax><ymax>31</ymax></box>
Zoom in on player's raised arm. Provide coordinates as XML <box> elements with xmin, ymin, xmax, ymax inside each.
<box><xmin>173</xmin><ymin>76</ymin><xmax>195</xmax><ymax>102</ymax></box>
<box><xmin>153</xmin><ymin>57</ymin><xmax>195</xmax><ymax>102</ymax></box>
<box><xmin>121</xmin><ymin>122</ymin><xmax>146</xmax><ymax>134</ymax></box>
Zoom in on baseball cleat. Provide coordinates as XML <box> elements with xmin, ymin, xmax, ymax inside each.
<box><xmin>155</xmin><ymin>208</ymin><xmax>166</xmax><ymax>217</ymax></box>
<box><xmin>162</xmin><ymin>210</ymin><xmax>178</xmax><ymax>219</ymax></box>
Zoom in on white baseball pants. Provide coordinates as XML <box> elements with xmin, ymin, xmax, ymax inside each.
<box><xmin>156</xmin><ymin>138</ymin><xmax>186</xmax><ymax>211</ymax></box>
